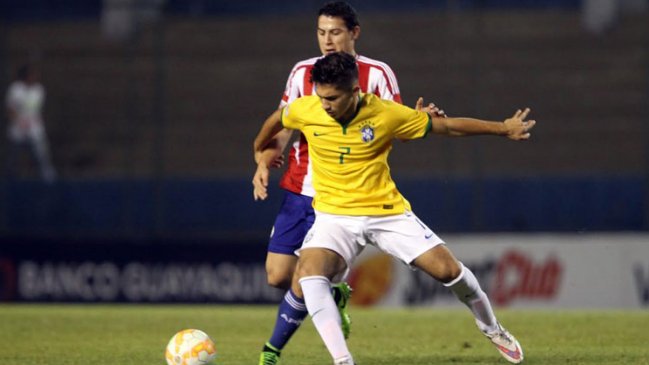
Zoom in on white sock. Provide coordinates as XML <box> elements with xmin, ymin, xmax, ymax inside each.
<box><xmin>300</xmin><ymin>275</ymin><xmax>352</xmax><ymax>362</ymax></box>
<box><xmin>444</xmin><ymin>263</ymin><xmax>498</xmax><ymax>333</ymax></box>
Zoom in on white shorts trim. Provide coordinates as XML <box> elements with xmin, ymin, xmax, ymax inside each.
<box><xmin>297</xmin><ymin>210</ymin><xmax>444</xmax><ymax>281</ymax></box>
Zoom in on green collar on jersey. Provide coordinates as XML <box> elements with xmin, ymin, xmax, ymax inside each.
<box><xmin>336</xmin><ymin>94</ymin><xmax>363</xmax><ymax>135</ymax></box>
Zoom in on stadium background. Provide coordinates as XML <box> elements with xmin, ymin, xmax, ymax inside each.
<box><xmin>0</xmin><ymin>0</ymin><xmax>648</xmax><ymax>307</ymax></box>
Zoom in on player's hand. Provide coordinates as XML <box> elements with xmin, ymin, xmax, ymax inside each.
<box><xmin>415</xmin><ymin>97</ymin><xmax>446</xmax><ymax>117</ymax></box>
<box><xmin>254</xmin><ymin>148</ymin><xmax>285</xmax><ymax>168</ymax></box>
<box><xmin>252</xmin><ymin>162</ymin><xmax>271</xmax><ymax>201</ymax></box>
<box><xmin>504</xmin><ymin>108</ymin><xmax>536</xmax><ymax>140</ymax></box>
<box><xmin>269</xmin><ymin>154</ymin><xmax>285</xmax><ymax>168</ymax></box>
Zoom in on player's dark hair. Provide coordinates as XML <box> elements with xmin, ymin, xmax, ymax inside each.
<box><xmin>318</xmin><ymin>1</ymin><xmax>360</xmax><ymax>30</ymax></box>
<box><xmin>311</xmin><ymin>52</ymin><xmax>358</xmax><ymax>91</ymax></box>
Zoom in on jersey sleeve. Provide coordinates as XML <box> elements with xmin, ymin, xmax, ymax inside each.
<box><xmin>279</xmin><ymin>62</ymin><xmax>305</xmax><ymax>108</ymax></box>
<box><xmin>374</xmin><ymin>63</ymin><xmax>402</xmax><ymax>104</ymax></box>
<box><xmin>280</xmin><ymin>100</ymin><xmax>305</xmax><ymax>131</ymax></box>
<box><xmin>392</xmin><ymin>104</ymin><xmax>432</xmax><ymax>140</ymax></box>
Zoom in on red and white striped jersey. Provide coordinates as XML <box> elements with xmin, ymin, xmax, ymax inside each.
<box><xmin>278</xmin><ymin>55</ymin><xmax>402</xmax><ymax>197</ymax></box>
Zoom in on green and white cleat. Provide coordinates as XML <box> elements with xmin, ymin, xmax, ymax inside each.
<box><xmin>258</xmin><ymin>343</ymin><xmax>281</xmax><ymax>365</ymax></box>
<box><xmin>332</xmin><ymin>282</ymin><xmax>353</xmax><ymax>339</ymax></box>
<box><xmin>483</xmin><ymin>323</ymin><xmax>524</xmax><ymax>364</ymax></box>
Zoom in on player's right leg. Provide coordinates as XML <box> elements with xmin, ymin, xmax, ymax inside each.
<box><xmin>297</xmin><ymin>247</ymin><xmax>354</xmax><ymax>365</ymax></box>
<box><xmin>295</xmin><ymin>212</ymin><xmax>364</xmax><ymax>365</ymax></box>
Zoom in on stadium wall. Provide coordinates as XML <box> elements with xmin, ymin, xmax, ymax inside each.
<box><xmin>1</xmin><ymin>11</ymin><xmax>647</xmax><ymax>179</ymax></box>
<box><xmin>1</xmin><ymin>176</ymin><xmax>646</xmax><ymax>236</ymax></box>
<box><xmin>2</xmin><ymin>233</ymin><xmax>648</xmax><ymax>308</ymax></box>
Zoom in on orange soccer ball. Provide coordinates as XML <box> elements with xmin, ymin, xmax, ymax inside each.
<box><xmin>165</xmin><ymin>329</ymin><xmax>217</xmax><ymax>365</ymax></box>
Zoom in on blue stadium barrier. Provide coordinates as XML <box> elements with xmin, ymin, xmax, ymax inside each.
<box><xmin>1</xmin><ymin>176</ymin><xmax>646</xmax><ymax>236</ymax></box>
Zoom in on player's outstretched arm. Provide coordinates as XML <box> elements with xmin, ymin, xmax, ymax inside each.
<box><xmin>429</xmin><ymin>107</ymin><xmax>535</xmax><ymax>140</ymax></box>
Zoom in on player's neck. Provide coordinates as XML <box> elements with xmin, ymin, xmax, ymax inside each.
<box><xmin>337</xmin><ymin>94</ymin><xmax>362</xmax><ymax>124</ymax></box>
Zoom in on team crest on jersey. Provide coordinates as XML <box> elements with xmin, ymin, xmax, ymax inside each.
<box><xmin>359</xmin><ymin>121</ymin><xmax>375</xmax><ymax>143</ymax></box>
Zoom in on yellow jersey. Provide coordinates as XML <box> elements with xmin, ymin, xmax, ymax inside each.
<box><xmin>281</xmin><ymin>93</ymin><xmax>432</xmax><ymax>216</ymax></box>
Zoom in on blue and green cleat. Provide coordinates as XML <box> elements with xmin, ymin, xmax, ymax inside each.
<box><xmin>258</xmin><ymin>343</ymin><xmax>281</xmax><ymax>365</ymax></box>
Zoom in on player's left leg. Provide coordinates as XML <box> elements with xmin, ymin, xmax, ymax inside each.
<box><xmin>370</xmin><ymin>211</ymin><xmax>522</xmax><ymax>364</ymax></box>
<box><xmin>259</xmin><ymin>196</ymin><xmax>356</xmax><ymax>364</ymax></box>
<box><xmin>413</xmin><ymin>245</ymin><xmax>524</xmax><ymax>364</ymax></box>
<box><xmin>412</xmin><ymin>246</ymin><xmax>498</xmax><ymax>330</ymax></box>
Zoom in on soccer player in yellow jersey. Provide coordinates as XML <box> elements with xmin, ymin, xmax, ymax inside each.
<box><xmin>253</xmin><ymin>52</ymin><xmax>535</xmax><ymax>365</ymax></box>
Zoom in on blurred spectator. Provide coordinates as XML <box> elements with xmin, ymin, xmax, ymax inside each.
<box><xmin>5</xmin><ymin>63</ymin><xmax>57</xmax><ymax>182</ymax></box>
<box><xmin>582</xmin><ymin>0</ymin><xmax>648</xmax><ymax>34</ymax></box>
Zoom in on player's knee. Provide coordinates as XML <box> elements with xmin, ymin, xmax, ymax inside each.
<box><xmin>437</xmin><ymin>261</ymin><xmax>462</xmax><ymax>284</ymax></box>
<box><xmin>431</xmin><ymin>253</ymin><xmax>462</xmax><ymax>283</ymax></box>
<box><xmin>294</xmin><ymin>260</ymin><xmax>311</xmax><ymax>280</ymax></box>
<box><xmin>294</xmin><ymin>257</ymin><xmax>326</xmax><ymax>281</ymax></box>
<box><xmin>415</xmin><ymin>246</ymin><xmax>463</xmax><ymax>283</ymax></box>
<box><xmin>266</xmin><ymin>276</ymin><xmax>291</xmax><ymax>290</ymax></box>
<box><xmin>290</xmin><ymin>275</ymin><xmax>304</xmax><ymax>297</ymax></box>
<box><xmin>266</xmin><ymin>269</ymin><xmax>292</xmax><ymax>289</ymax></box>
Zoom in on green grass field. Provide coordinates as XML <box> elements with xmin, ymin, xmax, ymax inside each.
<box><xmin>0</xmin><ymin>304</ymin><xmax>648</xmax><ymax>365</ymax></box>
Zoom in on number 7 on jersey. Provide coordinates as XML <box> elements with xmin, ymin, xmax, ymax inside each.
<box><xmin>338</xmin><ymin>146</ymin><xmax>351</xmax><ymax>164</ymax></box>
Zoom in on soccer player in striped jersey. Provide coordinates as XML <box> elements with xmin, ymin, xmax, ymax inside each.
<box><xmin>253</xmin><ymin>52</ymin><xmax>533</xmax><ymax>365</ymax></box>
<box><xmin>252</xmin><ymin>2</ymin><xmax>444</xmax><ymax>365</ymax></box>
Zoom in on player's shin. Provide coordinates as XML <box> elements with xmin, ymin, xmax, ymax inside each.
<box><xmin>444</xmin><ymin>262</ymin><xmax>498</xmax><ymax>333</ymax></box>
<box><xmin>300</xmin><ymin>275</ymin><xmax>353</xmax><ymax>362</ymax></box>
<box><xmin>268</xmin><ymin>288</ymin><xmax>309</xmax><ymax>350</ymax></box>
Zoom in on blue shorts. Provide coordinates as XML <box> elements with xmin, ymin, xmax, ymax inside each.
<box><xmin>268</xmin><ymin>191</ymin><xmax>315</xmax><ymax>255</ymax></box>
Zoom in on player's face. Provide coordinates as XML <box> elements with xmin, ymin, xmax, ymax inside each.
<box><xmin>317</xmin><ymin>15</ymin><xmax>359</xmax><ymax>56</ymax></box>
<box><xmin>315</xmin><ymin>83</ymin><xmax>360</xmax><ymax>121</ymax></box>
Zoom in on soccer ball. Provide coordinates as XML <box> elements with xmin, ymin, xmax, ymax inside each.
<box><xmin>165</xmin><ymin>329</ymin><xmax>217</xmax><ymax>365</ymax></box>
